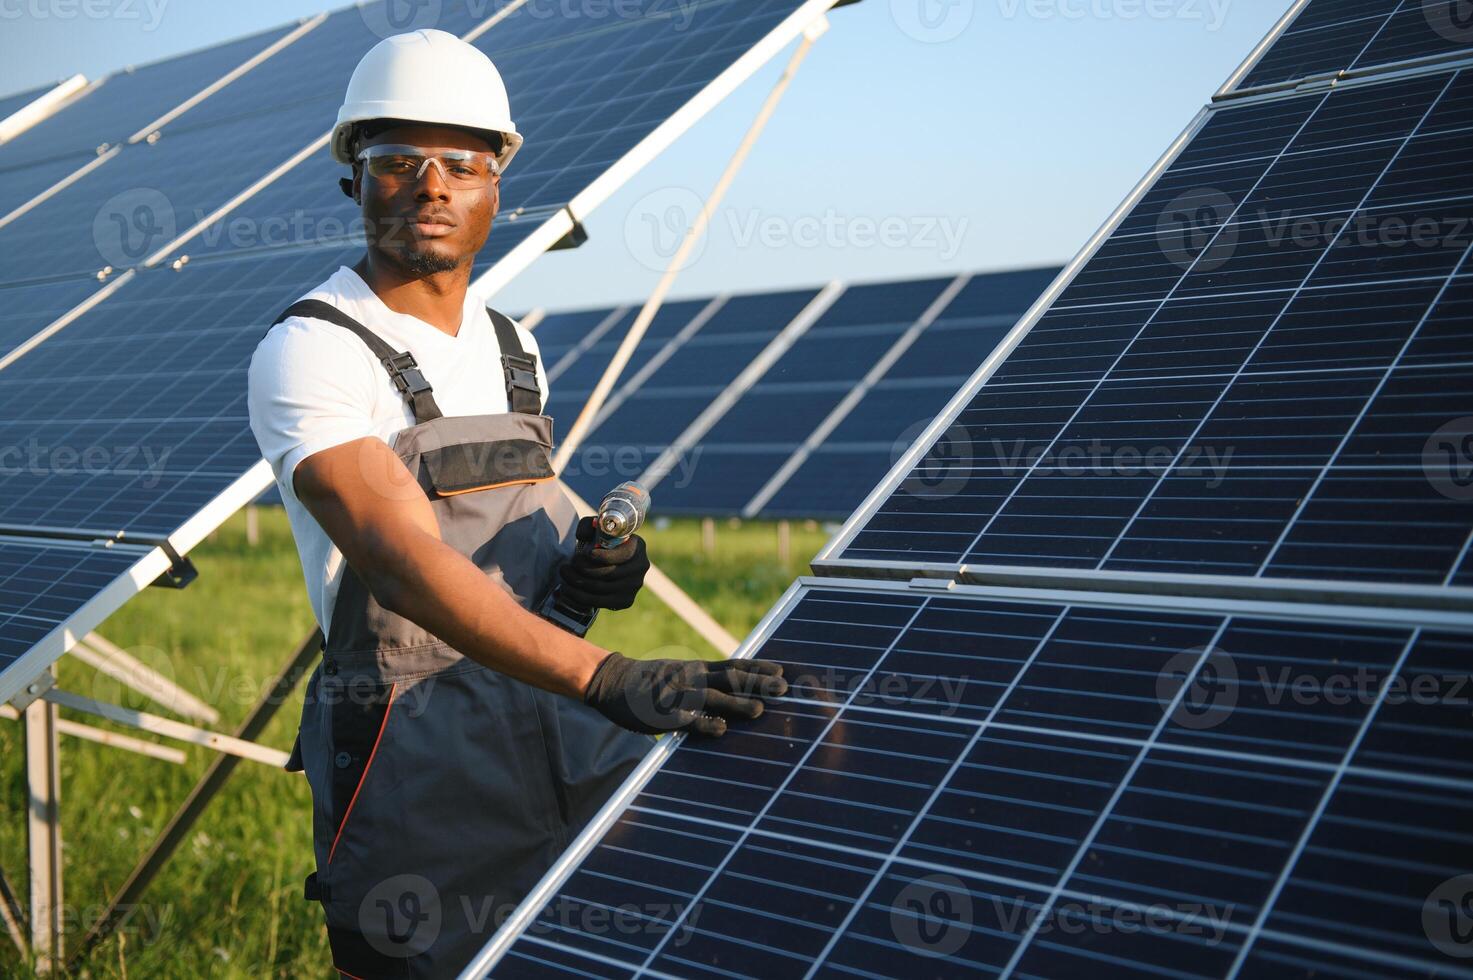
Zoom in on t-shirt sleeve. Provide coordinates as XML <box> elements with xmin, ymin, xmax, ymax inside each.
<box><xmin>247</xmin><ymin>319</ymin><xmax>380</xmax><ymax>504</ymax></box>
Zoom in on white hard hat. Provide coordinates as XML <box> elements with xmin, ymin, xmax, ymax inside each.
<box><xmin>331</xmin><ymin>29</ymin><xmax>523</xmax><ymax>173</ymax></box>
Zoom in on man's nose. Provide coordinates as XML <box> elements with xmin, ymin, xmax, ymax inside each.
<box><xmin>413</xmin><ymin>158</ymin><xmax>451</xmax><ymax>200</ymax></box>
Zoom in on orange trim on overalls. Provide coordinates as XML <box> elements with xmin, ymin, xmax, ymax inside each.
<box><xmin>435</xmin><ymin>473</ymin><xmax>554</xmax><ymax>497</ymax></box>
<box><xmin>328</xmin><ymin>682</ymin><xmax>398</xmax><ymax>865</ymax></box>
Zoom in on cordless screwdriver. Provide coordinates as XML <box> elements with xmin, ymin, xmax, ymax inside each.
<box><xmin>541</xmin><ymin>481</ymin><xmax>650</xmax><ymax>637</ymax></box>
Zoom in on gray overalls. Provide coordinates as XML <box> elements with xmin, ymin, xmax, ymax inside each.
<box><xmin>271</xmin><ymin>299</ymin><xmax>655</xmax><ymax>978</ymax></box>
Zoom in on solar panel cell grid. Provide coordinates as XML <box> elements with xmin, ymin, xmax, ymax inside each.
<box><xmin>0</xmin><ymin>247</ymin><xmax>354</xmax><ymax>536</ymax></box>
<box><xmin>836</xmin><ymin>70</ymin><xmax>1473</xmax><ymax>586</ymax></box>
<box><xmin>488</xmin><ymin>584</ymin><xmax>1473</xmax><ymax>978</ymax></box>
<box><xmin>0</xmin><ymin>539</ymin><xmax>145</xmax><ymax>675</ymax></box>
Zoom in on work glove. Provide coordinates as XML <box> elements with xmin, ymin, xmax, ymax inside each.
<box><xmin>557</xmin><ymin>516</ymin><xmax>650</xmax><ymax>611</ymax></box>
<box><xmin>584</xmin><ymin>652</ymin><xmax>789</xmax><ymax>737</ymax></box>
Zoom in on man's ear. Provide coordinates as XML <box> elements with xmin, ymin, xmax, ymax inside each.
<box><xmin>339</xmin><ymin>165</ymin><xmax>363</xmax><ymax>203</ymax></box>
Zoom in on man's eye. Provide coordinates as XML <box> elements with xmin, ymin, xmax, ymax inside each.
<box><xmin>381</xmin><ymin>159</ymin><xmax>417</xmax><ymax>173</ymax></box>
<box><xmin>449</xmin><ymin>164</ymin><xmax>478</xmax><ymax>177</ymax></box>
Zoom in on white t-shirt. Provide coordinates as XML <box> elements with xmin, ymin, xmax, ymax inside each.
<box><xmin>247</xmin><ymin>265</ymin><xmax>549</xmax><ymax>640</ymax></box>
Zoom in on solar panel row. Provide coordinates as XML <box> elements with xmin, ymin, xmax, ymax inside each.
<box><xmin>1229</xmin><ymin>0</ymin><xmax>1473</xmax><ymax>95</ymax></box>
<box><xmin>538</xmin><ymin>268</ymin><xmax>1058</xmax><ymax>519</ymax></box>
<box><xmin>0</xmin><ymin>0</ymin><xmax>851</xmax><ymax>703</ymax></box>
<box><xmin>482</xmin><ymin>581</ymin><xmax>1473</xmax><ymax>979</ymax></box>
<box><xmin>830</xmin><ymin>67</ymin><xmax>1473</xmax><ymax>590</ymax></box>
<box><xmin>471</xmin><ymin>4</ymin><xmax>1473</xmax><ymax>977</ymax></box>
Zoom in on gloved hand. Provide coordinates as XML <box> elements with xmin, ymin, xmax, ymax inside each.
<box><xmin>584</xmin><ymin>652</ymin><xmax>789</xmax><ymax>737</ymax></box>
<box><xmin>557</xmin><ymin>516</ymin><xmax>650</xmax><ymax>611</ymax></box>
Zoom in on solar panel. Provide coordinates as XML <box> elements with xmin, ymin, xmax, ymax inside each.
<box><xmin>1226</xmin><ymin>0</ymin><xmax>1473</xmax><ymax>97</ymax></box>
<box><xmin>756</xmin><ymin>269</ymin><xmax>1061</xmax><ymax>519</ymax></box>
<box><xmin>468</xmin><ymin>579</ymin><xmax>1473</xmax><ymax>978</ymax></box>
<box><xmin>562</xmin><ymin>289</ymin><xmax>819</xmax><ymax>503</ymax></box>
<box><xmin>0</xmin><ymin>246</ymin><xmax>355</xmax><ymax>537</ymax></box>
<box><xmin>655</xmin><ymin>277</ymin><xmax>955</xmax><ymax>515</ymax></box>
<box><xmin>0</xmin><ymin>535</ymin><xmax>157</xmax><ymax>704</ymax></box>
<box><xmin>820</xmin><ymin>66</ymin><xmax>1473</xmax><ymax>591</ymax></box>
<box><xmin>172</xmin><ymin>0</ymin><xmax>838</xmax><ymax>276</ymax></box>
<box><xmin>0</xmin><ymin>22</ymin><xmax>301</xmax><ymax>220</ymax></box>
<box><xmin>0</xmin><ymin>0</ymin><xmax>850</xmax><ymax>704</ymax></box>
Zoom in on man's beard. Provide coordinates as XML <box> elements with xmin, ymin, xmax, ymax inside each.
<box><xmin>402</xmin><ymin>245</ymin><xmax>460</xmax><ymax>277</ymax></box>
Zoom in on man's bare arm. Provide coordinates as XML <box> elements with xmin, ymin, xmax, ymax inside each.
<box><xmin>293</xmin><ymin>436</ymin><xmax>607</xmax><ymax>699</ymax></box>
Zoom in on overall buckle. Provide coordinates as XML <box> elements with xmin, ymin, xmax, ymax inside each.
<box><xmin>501</xmin><ymin>352</ymin><xmax>539</xmax><ymax>398</ymax></box>
<box><xmin>382</xmin><ymin>351</ymin><xmax>432</xmax><ymax>396</ymax></box>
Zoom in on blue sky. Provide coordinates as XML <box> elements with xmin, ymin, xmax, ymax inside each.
<box><xmin>0</xmin><ymin>0</ymin><xmax>1293</xmax><ymax>311</ymax></box>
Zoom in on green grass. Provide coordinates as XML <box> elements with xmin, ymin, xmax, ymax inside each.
<box><xmin>0</xmin><ymin>509</ymin><xmax>830</xmax><ymax>978</ymax></box>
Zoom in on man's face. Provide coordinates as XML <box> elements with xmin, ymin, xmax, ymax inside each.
<box><xmin>353</xmin><ymin>122</ymin><xmax>500</xmax><ymax>276</ymax></box>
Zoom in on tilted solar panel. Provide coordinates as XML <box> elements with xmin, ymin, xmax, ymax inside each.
<box><xmin>656</xmin><ymin>277</ymin><xmax>955</xmax><ymax>515</ymax></box>
<box><xmin>470</xmin><ymin>580</ymin><xmax>1473</xmax><ymax>978</ymax></box>
<box><xmin>562</xmin><ymin>289</ymin><xmax>819</xmax><ymax>505</ymax></box>
<box><xmin>757</xmin><ymin>269</ymin><xmax>1061</xmax><ymax>520</ymax></box>
<box><xmin>823</xmin><ymin>67</ymin><xmax>1473</xmax><ymax>592</ymax></box>
<box><xmin>1226</xmin><ymin>0</ymin><xmax>1472</xmax><ymax>96</ymax></box>
<box><xmin>0</xmin><ymin>535</ymin><xmax>158</xmax><ymax>703</ymax></box>
<box><xmin>0</xmin><ymin>0</ymin><xmax>850</xmax><ymax>703</ymax></box>
<box><xmin>0</xmin><ymin>246</ymin><xmax>355</xmax><ymax>537</ymax></box>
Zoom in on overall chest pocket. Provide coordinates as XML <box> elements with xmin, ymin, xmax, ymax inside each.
<box><xmin>419</xmin><ymin>435</ymin><xmax>555</xmax><ymax>497</ymax></box>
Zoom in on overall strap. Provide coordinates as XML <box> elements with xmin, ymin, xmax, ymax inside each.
<box><xmin>486</xmin><ymin>307</ymin><xmax>542</xmax><ymax>415</ymax></box>
<box><xmin>274</xmin><ymin>299</ymin><xmax>444</xmax><ymax>424</ymax></box>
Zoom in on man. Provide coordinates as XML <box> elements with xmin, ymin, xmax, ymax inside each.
<box><xmin>247</xmin><ymin>30</ymin><xmax>787</xmax><ymax>978</ymax></box>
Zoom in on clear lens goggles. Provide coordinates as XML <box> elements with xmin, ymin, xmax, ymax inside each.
<box><xmin>356</xmin><ymin>144</ymin><xmax>501</xmax><ymax>189</ymax></box>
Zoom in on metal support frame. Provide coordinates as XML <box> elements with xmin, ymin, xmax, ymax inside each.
<box><xmin>0</xmin><ymin>864</ymin><xmax>26</xmax><ymax>959</ymax></box>
<box><xmin>24</xmin><ymin>667</ymin><xmax>62</xmax><ymax>974</ymax></box>
<box><xmin>68</xmin><ymin>627</ymin><xmax>322</xmax><ymax>968</ymax></box>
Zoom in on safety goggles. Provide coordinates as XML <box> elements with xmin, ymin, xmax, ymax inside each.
<box><xmin>355</xmin><ymin>144</ymin><xmax>501</xmax><ymax>189</ymax></box>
